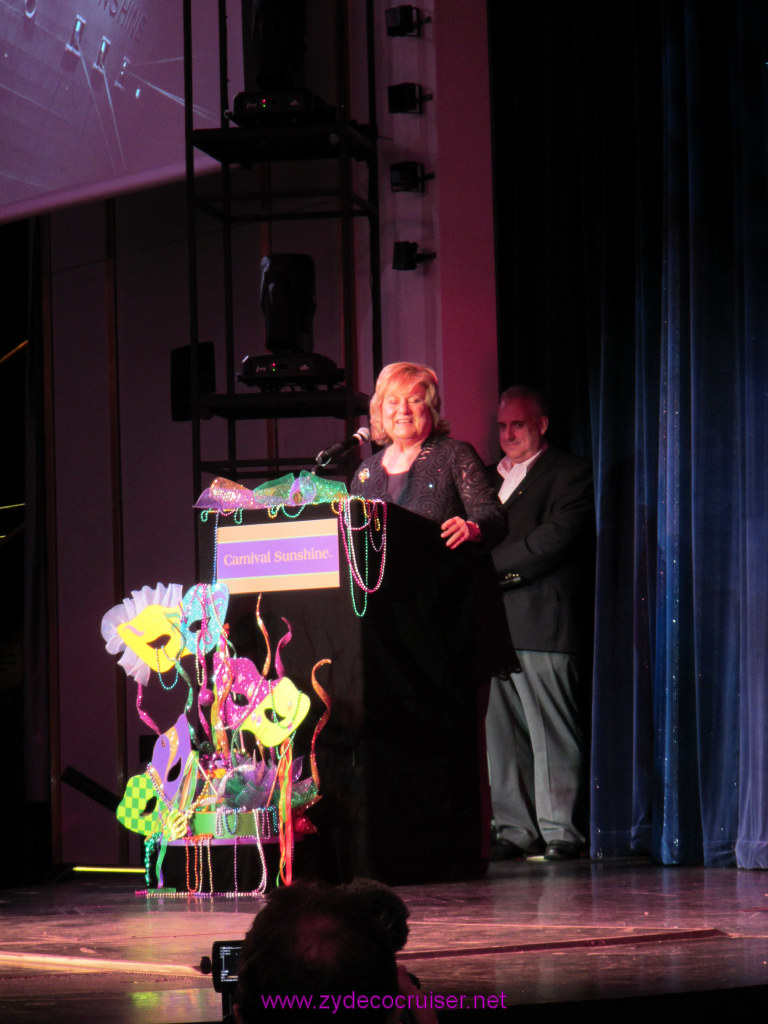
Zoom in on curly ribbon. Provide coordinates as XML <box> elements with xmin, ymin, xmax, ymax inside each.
<box><xmin>309</xmin><ymin>659</ymin><xmax>332</xmax><ymax>795</ymax></box>
<box><xmin>212</xmin><ymin>631</ymin><xmax>234</xmax><ymax>759</ymax></box>
<box><xmin>254</xmin><ymin>594</ymin><xmax>292</xmax><ymax>682</ymax></box>
<box><xmin>256</xmin><ymin>594</ymin><xmax>271</xmax><ymax>677</ymax></box>
<box><xmin>277</xmin><ymin>659</ymin><xmax>331</xmax><ymax>882</ymax></box>
<box><xmin>135</xmin><ymin>685</ymin><xmax>161</xmax><ymax>736</ymax></box>
<box><xmin>275</xmin><ymin>619</ymin><xmax>292</xmax><ymax>679</ymax></box>
<box><xmin>277</xmin><ymin>741</ymin><xmax>294</xmax><ymax>886</ymax></box>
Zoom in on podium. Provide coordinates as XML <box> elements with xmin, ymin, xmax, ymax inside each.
<box><xmin>200</xmin><ymin>498</ymin><xmax>513</xmax><ymax>885</ymax></box>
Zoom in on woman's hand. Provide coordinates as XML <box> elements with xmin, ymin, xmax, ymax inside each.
<box><xmin>440</xmin><ymin>517</ymin><xmax>481</xmax><ymax>548</ymax></box>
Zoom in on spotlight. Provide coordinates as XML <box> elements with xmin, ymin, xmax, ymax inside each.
<box><xmin>239</xmin><ymin>253</ymin><xmax>342</xmax><ymax>391</ymax></box>
<box><xmin>385</xmin><ymin>5</ymin><xmax>431</xmax><ymax>37</ymax></box>
<box><xmin>387</xmin><ymin>83</ymin><xmax>432</xmax><ymax>114</ymax></box>
<box><xmin>390</xmin><ymin>161</ymin><xmax>434</xmax><ymax>193</ymax></box>
<box><xmin>392</xmin><ymin>241</ymin><xmax>436</xmax><ymax>271</ymax></box>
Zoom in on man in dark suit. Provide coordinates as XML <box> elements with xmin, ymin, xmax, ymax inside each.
<box><xmin>486</xmin><ymin>386</ymin><xmax>594</xmax><ymax>861</ymax></box>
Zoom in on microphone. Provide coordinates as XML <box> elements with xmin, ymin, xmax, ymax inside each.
<box><xmin>314</xmin><ymin>427</ymin><xmax>371</xmax><ymax>467</ymax></box>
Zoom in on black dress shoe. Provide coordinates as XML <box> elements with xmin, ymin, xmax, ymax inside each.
<box><xmin>543</xmin><ymin>840</ymin><xmax>582</xmax><ymax>861</ymax></box>
<box><xmin>489</xmin><ymin>838</ymin><xmax>529</xmax><ymax>861</ymax></box>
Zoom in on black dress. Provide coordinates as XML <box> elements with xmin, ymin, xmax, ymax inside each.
<box><xmin>347</xmin><ymin>434</ymin><xmax>516</xmax><ymax>882</ymax></box>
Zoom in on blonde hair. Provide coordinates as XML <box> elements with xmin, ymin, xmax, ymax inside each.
<box><xmin>368</xmin><ymin>362</ymin><xmax>450</xmax><ymax>445</ymax></box>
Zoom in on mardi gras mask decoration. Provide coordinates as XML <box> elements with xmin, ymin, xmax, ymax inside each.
<box><xmin>213</xmin><ymin>648</ymin><xmax>310</xmax><ymax>748</ymax></box>
<box><xmin>101</xmin><ymin>583</ymin><xmax>190</xmax><ymax>686</ymax></box>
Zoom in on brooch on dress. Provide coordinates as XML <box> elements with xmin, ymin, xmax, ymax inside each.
<box><xmin>358</xmin><ymin>468</ymin><xmax>370</xmax><ymax>483</ymax></box>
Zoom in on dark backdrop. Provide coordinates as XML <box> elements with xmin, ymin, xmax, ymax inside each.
<box><xmin>488</xmin><ymin>0</ymin><xmax>768</xmax><ymax>867</ymax></box>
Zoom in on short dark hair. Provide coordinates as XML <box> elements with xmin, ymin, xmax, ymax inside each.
<box><xmin>499</xmin><ymin>385</ymin><xmax>549</xmax><ymax>418</ymax></box>
<box><xmin>235</xmin><ymin>881</ymin><xmax>399</xmax><ymax>1023</ymax></box>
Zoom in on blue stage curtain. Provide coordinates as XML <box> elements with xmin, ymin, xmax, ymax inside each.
<box><xmin>589</xmin><ymin>0</ymin><xmax>768</xmax><ymax>867</ymax></box>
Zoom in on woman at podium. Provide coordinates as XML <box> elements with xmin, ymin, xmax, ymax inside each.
<box><xmin>351</xmin><ymin>362</ymin><xmax>504</xmax><ymax>548</ymax></box>
<box><xmin>348</xmin><ymin>362</ymin><xmax>510</xmax><ymax>882</ymax></box>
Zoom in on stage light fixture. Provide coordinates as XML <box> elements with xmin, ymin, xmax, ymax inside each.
<box><xmin>240</xmin><ymin>252</ymin><xmax>342</xmax><ymax>391</ymax></box>
<box><xmin>390</xmin><ymin>161</ymin><xmax>434</xmax><ymax>193</ymax></box>
<box><xmin>392</xmin><ymin>241</ymin><xmax>436</xmax><ymax>271</ymax></box>
<box><xmin>388</xmin><ymin>82</ymin><xmax>432</xmax><ymax>114</ymax></box>
<box><xmin>94</xmin><ymin>37</ymin><xmax>110</xmax><ymax>74</ymax></box>
<box><xmin>66</xmin><ymin>15</ymin><xmax>85</xmax><ymax>56</ymax></box>
<box><xmin>115</xmin><ymin>57</ymin><xmax>130</xmax><ymax>90</ymax></box>
<box><xmin>385</xmin><ymin>5</ymin><xmax>431</xmax><ymax>37</ymax></box>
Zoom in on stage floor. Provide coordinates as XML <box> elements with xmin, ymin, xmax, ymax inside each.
<box><xmin>2</xmin><ymin>856</ymin><xmax>768</xmax><ymax>1022</ymax></box>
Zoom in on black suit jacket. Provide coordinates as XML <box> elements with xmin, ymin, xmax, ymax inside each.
<box><xmin>490</xmin><ymin>446</ymin><xmax>594</xmax><ymax>654</ymax></box>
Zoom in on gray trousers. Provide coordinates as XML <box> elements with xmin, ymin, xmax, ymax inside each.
<box><xmin>486</xmin><ymin>650</ymin><xmax>585</xmax><ymax>849</ymax></box>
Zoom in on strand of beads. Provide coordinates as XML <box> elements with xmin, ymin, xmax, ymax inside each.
<box><xmin>339</xmin><ymin>497</ymin><xmax>388</xmax><ymax>591</ymax></box>
<box><xmin>206</xmin><ymin>508</ymin><xmax>243</xmax><ymax>586</ymax></box>
<box><xmin>215</xmin><ymin>807</ymin><xmax>239</xmax><ymax>837</ymax></box>
<box><xmin>230</xmin><ymin>826</ymin><xmax>268</xmax><ymax>899</ymax></box>
<box><xmin>347</xmin><ymin>527</ymin><xmax>369</xmax><ymax>617</ymax></box>
<box><xmin>136</xmin><ymin>827</ymin><xmax>271</xmax><ymax>899</ymax></box>
<box><xmin>368</xmin><ymin>500</ymin><xmax>386</xmax><ymax>554</ymax></box>
<box><xmin>337</xmin><ymin>497</ymin><xmax>387</xmax><ymax>616</ymax></box>
<box><xmin>184</xmin><ymin>834</ymin><xmax>215</xmax><ymax>895</ymax></box>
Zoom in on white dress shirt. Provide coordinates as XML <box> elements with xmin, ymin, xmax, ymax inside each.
<box><xmin>496</xmin><ymin>443</ymin><xmax>548</xmax><ymax>504</ymax></box>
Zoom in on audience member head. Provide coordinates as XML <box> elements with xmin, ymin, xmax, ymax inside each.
<box><xmin>342</xmin><ymin>878</ymin><xmax>410</xmax><ymax>953</ymax></box>
<box><xmin>234</xmin><ymin>880</ymin><xmax>400</xmax><ymax>1023</ymax></box>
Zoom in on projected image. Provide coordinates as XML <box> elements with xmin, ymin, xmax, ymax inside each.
<box><xmin>0</xmin><ymin>0</ymin><xmax>223</xmax><ymax>223</ymax></box>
